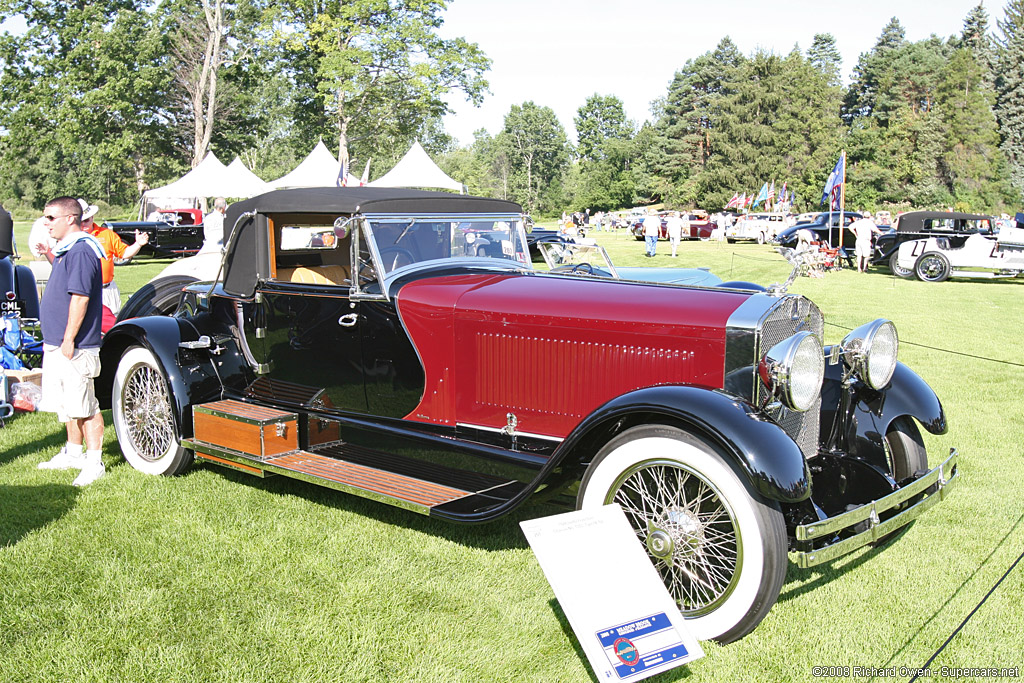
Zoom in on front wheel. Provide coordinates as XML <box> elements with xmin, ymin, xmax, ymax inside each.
<box><xmin>914</xmin><ymin>252</ymin><xmax>951</xmax><ymax>282</ymax></box>
<box><xmin>578</xmin><ymin>425</ymin><xmax>787</xmax><ymax>643</ymax></box>
<box><xmin>757</xmin><ymin>232</ymin><xmax>765</xmax><ymax>244</ymax></box>
<box><xmin>112</xmin><ymin>347</ymin><xmax>192</xmax><ymax>476</ymax></box>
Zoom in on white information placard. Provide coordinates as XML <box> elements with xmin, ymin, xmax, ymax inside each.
<box><xmin>520</xmin><ymin>505</ymin><xmax>703</xmax><ymax>680</ymax></box>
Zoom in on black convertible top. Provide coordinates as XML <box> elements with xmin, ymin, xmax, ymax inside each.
<box><xmin>225</xmin><ymin>187</ymin><xmax>522</xmax><ymax>227</ymax></box>
<box><xmin>221</xmin><ymin>187</ymin><xmax>523</xmax><ymax>297</ymax></box>
<box><xmin>894</xmin><ymin>211</ymin><xmax>992</xmax><ymax>232</ymax></box>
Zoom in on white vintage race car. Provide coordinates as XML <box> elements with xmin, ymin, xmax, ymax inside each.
<box><xmin>897</xmin><ymin>224</ymin><xmax>1024</xmax><ymax>282</ymax></box>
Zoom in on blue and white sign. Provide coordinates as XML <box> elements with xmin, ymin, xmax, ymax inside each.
<box><xmin>520</xmin><ymin>505</ymin><xmax>703</xmax><ymax>681</ymax></box>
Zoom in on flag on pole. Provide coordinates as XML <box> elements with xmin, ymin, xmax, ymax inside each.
<box><xmin>360</xmin><ymin>159</ymin><xmax>371</xmax><ymax>186</ymax></box>
<box><xmin>744</xmin><ymin>193</ymin><xmax>753</xmax><ymax>207</ymax></box>
<box><xmin>780</xmin><ymin>182</ymin><xmax>787</xmax><ymax>206</ymax></box>
<box><xmin>767</xmin><ymin>181</ymin><xmax>776</xmax><ymax>203</ymax></box>
<box><xmin>725</xmin><ymin>193</ymin><xmax>739</xmax><ymax>209</ymax></box>
<box><xmin>337</xmin><ymin>156</ymin><xmax>350</xmax><ymax>187</ymax></box>
<box><xmin>821</xmin><ymin>154</ymin><xmax>845</xmax><ymax>205</ymax></box>
<box><xmin>752</xmin><ymin>182</ymin><xmax>769</xmax><ymax>208</ymax></box>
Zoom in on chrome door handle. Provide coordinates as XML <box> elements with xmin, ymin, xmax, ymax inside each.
<box><xmin>338</xmin><ymin>313</ymin><xmax>359</xmax><ymax>327</ymax></box>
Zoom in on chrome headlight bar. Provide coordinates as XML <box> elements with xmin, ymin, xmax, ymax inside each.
<box><xmin>758</xmin><ymin>331</ymin><xmax>825</xmax><ymax>412</ymax></box>
<box><xmin>840</xmin><ymin>319</ymin><xmax>899</xmax><ymax>390</ymax></box>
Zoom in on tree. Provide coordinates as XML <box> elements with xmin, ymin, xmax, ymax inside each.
<box><xmin>808</xmin><ymin>33</ymin><xmax>842</xmax><ymax>86</ymax></box>
<box><xmin>262</xmin><ymin>0</ymin><xmax>490</xmax><ymax>172</ymax></box>
<box><xmin>994</xmin><ymin>0</ymin><xmax>1024</xmax><ymax>199</ymax></box>
<box><xmin>496</xmin><ymin>102</ymin><xmax>569</xmax><ymax>215</ymax></box>
<box><xmin>844</xmin><ymin>17</ymin><xmax>907</xmax><ymax>122</ymax></box>
<box><xmin>570</xmin><ymin>95</ymin><xmax>635</xmax><ymax>210</ymax></box>
<box><xmin>0</xmin><ymin>1</ymin><xmax>177</xmax><ymax>207</ymax></box>
<box><xmin>574</xmin><ymin>94</ymin><xmax>633</xmax><ymax>162</ymax></box>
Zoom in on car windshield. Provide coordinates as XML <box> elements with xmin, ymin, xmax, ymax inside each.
<box><xmin>539</xmin><ymin>242</ymin><xmax>618</xmax><ymax>277</ymax></box>
<box><xmin>364</xmin><ymin>215</ymin><xmax>531</xmax><ymax>275</ymax></box>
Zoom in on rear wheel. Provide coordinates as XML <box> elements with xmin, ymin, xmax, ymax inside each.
<box><xmin>112</xmin><ymin>347</ymin><xmax>192</xmax><ymax>476</ymax></box>
<box><xmin>578</xmin><ymin>425</ymin><xmax>787</xmax><ymax>643</ymax></box>
<box><xmin>756</xmin><ymin>232</ymin><xmax>766</xmax><ymax>244</ymax></box>
<box><xmin>914</xmin><ymin>252</ymin><xmax>951</xmax><ymax>282</ymax></box>
<box><xmin>116</xmin><ymin>275</ymin><xmax>198</xmax><ymax>322</ymax></box>
<box><xmin>889</xmin><ymin>252</ymin><xmax>913</xmax><ymax>278</ymax></box>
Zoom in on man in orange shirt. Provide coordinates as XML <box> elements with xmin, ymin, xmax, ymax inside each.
<box><xmin>35</xmin><ymin>199</ymin><xmax>149</xmax><ymax>333</ymax></box>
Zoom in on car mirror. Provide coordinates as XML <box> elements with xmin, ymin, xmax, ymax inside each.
<box><xmin>333</xmin><ymin>217</ymin><xmax>351</xmax><ymax>241</ymax></box>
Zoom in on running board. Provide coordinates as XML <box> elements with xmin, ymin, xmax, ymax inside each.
<box><xmin>186</xmin><ymin>398</ymin><xmax>527</xmax><ymax>517</ymax></box>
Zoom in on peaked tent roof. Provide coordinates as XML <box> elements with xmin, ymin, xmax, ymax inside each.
<box><xmin>146</xmin><ymin>152</ymin><xmax>229</xmax><ymax>198</ymax></box>
<box><xmin>268</xmin><ymin>140</ymin><xmax>361</xmax><ymax>189</ymax></box>
<box><xmin>220</xmin><ymin>157</ymin><xmax>270</xmax><ymax>198</ymax></box>
<box><xmin>368</xmin><ymin>141</ymin><xmax>463</xmax><ymax>193</ymax></box>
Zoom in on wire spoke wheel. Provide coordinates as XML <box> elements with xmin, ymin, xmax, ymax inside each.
<box><xmin>112</xmin><ymin>347</ymin><xmax>191</xmax><ymax>476</ymax></box>
<box><xmin>915</xmin><ymin>252</ymin><xmax>951</xmax><ymax>282</ymax></box>
<box><xmin>122</xmin><ymin>362</ymin><xmax>175</xmax><ymax>461</ymax></box>
<box><xmin>578</xmin><ymin>425</ymin><xmax>786</xmax><ymax>643</ymax></box>
<box><xmin>611</xmin><ymin>459</ymin><xmax>741</xmax><ymax>616</ymax></box>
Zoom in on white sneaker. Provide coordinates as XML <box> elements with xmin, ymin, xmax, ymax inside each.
<box><xmin>37</xmin><ymin>448</ymin><xmax>86</xmax><ymax>471</ymax></box>
<box><xmin>73</xmin><ymin>458</ymin><xmax>105</xmax><ymax>487</ymax></box>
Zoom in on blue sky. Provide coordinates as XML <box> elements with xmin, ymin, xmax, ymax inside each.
<box><xmin>439</xmin><ymin>0</ymin><xmax>1006</xmax><ymax>145</ymax></box>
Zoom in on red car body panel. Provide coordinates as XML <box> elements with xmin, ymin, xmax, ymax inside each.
<box><xmin>397</xmin><ymin>273</ymin><xmax>750</xmax><ymax>438</ymax></box>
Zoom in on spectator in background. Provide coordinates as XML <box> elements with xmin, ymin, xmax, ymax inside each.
<box><xmin>201</xmin><ymin>197</ymin><xmax>228</xmax><ymax>253</ymax></box>
<box><xmin>35</xmin><ymin>196</ymin><xmax>106</xmax><ymax>486</ymax></box>
<box><xmin>643</xmin><ymin>209</ymin><xmax>660</xmax><ymax>257</ymax></box>
<box><xmin>850</xmin><ymin>211</ymin><xmax>882</xmax><ymax>273</ymax></box>
<box><xmin>29</xmin><ymin>214</ymin><xmax>56</xmax><ymax>260</ymax></box>
<box><xmin>665</xmin><ymin>211</ymin><xmax>683</xmax><ymax>257</ymax></box>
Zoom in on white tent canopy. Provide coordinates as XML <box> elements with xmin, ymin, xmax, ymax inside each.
<box><xmin>145</xmin><ymin>152</ymin><xmax>229</xmax><ymax>199</ymax></box>
<box><xmin>269</xmin><ymin>140</ymin><xmax>360</xmax><ymax>189</ymax></box>
<box><xmin>222</xmin><ymin>156</ymin><xmax>270</xmax><ymax>198</ymax></box>
<box><xmin>368</xmin><ymin>141</ymin><xmax>463</xmax><ymax>193</ymax></box>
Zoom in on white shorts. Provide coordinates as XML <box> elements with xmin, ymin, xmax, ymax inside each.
<box><xmin>41</xmin><ymin>345</ymin><xmax>101</xmax><ymax>422</ymax></box>
<box><xmin>855</xmin><ymin>240</ymin><xmax>872</xmax><ymax>258</ymax></box>
<box><xmin>102</xmin><ymin>281</ymin><xmax>122</xmax><ymax>315</ymax></box>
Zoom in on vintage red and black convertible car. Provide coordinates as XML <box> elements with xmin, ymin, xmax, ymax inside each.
<box><xmin>97</xmin><ymin>188</ymin><xmax>958</xmax><ymax>643</ymax></box>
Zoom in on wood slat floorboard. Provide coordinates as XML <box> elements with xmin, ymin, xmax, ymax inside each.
<box><xmin>268</xmin><ymin>452</ymin><xmax>471</xmax><ymax>507</ymax></box>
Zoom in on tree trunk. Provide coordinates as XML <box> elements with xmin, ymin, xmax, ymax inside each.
<box><xmin>191</xmin><ymin>0</ymin><xmax>224</xmax><ymax>168</ymax></box>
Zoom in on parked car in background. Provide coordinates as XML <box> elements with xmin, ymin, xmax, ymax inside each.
<box><xmin>99</xmin><ymin>187</ymin><xmax>957</xmax><ymax>644</ymax></box>
<box><xmin>896</xmin><ymin>212</ymin><xmax>1024</xmax><ymax>281</ymax></box>
<box><xmin>630</xmin><ymin>213</ymin><xmax>667</xmax><ymax>241</ymax></box>
<box><xmin>874</xmin><ymin>210</ymin><xmax>893</xmax><ymax>227</ymax></box>
<box><xmin>871</xmin><ymin>211</ymin><xmax>994</xmax><ymax>277</ymax></box>
<box><xmin>105</xmin><ymin>208</ymin><xmax>205</xmax><ymax>261</ymax></box>
<box><xmin>773</xmin><ymin>212</ymin><xmax>864</xmax><ymax>250</ymax></box>
<box><xmin>726</xmin><ymin>212</ymin><xmax>788</xmax><ymax>243</ymax></box>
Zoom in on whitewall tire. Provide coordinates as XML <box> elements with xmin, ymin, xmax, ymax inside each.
<box><xmin>112</xmin><ymin>346</ymin><xmax>192</xmax><ymax>476</ymax></box>
<box><xmin>578</xmin><ymin>425</ymin><xmax>787</xmax><ymax>643</ymax></box>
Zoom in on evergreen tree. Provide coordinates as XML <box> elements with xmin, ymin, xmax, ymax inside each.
<box><xmin>994</xmin><ymin>0</ymin><xmax>1024</xmax><ymax>199</ymax></box>
<box><xmin>808</xmin><ymin>33</ymin><xmax>842</xmax><ymax>87</ymax></box>
<box><xmin>844</xmin><ymin>17</ymin><xmax>907</xmax><ymax>122</ymax></box>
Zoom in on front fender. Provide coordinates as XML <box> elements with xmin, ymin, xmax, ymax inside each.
<box><xmin>557</xmin><ymin>385</ymin><xmax>811</xmax><ymax>504</ymax></box>
<box><xmin>821</xmin><ymin>359</ymin><xmax>946</xmax><ymax>469</ymax></box>
<box><xmin>98</xmin><ymin>316</ymin><xmax>222</xmax><ymax>438</ymax></box>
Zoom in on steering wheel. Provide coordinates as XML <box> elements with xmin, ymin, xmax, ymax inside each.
<box><xmin>571</xmin><ymin>262</ymin><xmax>594</xmax><ymax>275</ymax></box>
<box><xmin>378</xmin><ymin>246</ymin><xmax>417</xmax><ymax>273</ymax></box>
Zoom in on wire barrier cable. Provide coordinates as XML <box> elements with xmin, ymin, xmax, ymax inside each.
<box><xmin>824</xmin><ymin>321</ymin><xmax>1024</xmax><ymax>369</ymax></box>
<box><xmin>908</xmin><ymin>546</ymin><xmax>1024</xmax><ymax>683</ymax></box>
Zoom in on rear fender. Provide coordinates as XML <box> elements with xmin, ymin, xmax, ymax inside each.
<box><xmin>557</xmin><ymin>385</ymin><xmax>811</xmax><ymax>504</ymax></box>
<box><xmin>98</xmin><ymin>316</ymin><xmax>224</xmax><ymax>438</ymax></box>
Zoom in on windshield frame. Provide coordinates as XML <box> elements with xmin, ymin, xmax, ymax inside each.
<box><xmin>352</xmin><ymin>212</ymin><xmax>532</xmax><ymax>300</ymax></box>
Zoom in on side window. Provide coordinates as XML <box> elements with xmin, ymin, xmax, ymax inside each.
<box><xmin>271</xmin><ymin>214</ymin><xmax>353</xmax><ymax>287</ymax></box>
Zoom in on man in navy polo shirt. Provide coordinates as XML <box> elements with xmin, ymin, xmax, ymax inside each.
<box><xmin>36</xmin><ymin>196</ymin><xmax>107</xmax><ymax>486</ymax></box>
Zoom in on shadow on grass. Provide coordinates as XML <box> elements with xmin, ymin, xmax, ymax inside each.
<box><xmin>876</xmin><ymin>510</ymin><xmax>1024</xmax><ymax>671</ymax></box>
<box><xmin>185</xmin><ymin>461</ymin><xmax>562</xmax><ymax>553</ymax></box>
<box><xmin>777</xmin><ymin>525</ymin><xmax>916</xmax><ymax>604</ymax></box>
<box><xmin>0</xmin><ymin>424</ymin><xmax>66</xmax><ymax>467</ymax></box>
<box><xmin>0</xmin><ymin>483</ymin><xmax>77</xmax><ymax>546</ymax></box>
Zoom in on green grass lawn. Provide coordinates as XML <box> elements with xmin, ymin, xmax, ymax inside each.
<box><xmin>2</xmin><ymin>224</ymin><xmax>1022</xmax><ymax>681</ymax></box>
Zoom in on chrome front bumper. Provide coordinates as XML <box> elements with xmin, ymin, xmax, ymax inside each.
<box><xmin>792</xmin><ymin>448</ymin><xmax>960</xmax><ymax>568</ymax></box>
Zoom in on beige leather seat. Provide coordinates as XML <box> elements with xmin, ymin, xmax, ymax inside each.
<box><xmin>275</xmin><ymin>265</ymin><xmax>350</xmax><ymax>285</ymax></box>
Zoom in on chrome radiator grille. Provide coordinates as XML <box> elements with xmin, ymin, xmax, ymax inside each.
<box><xmin>755</xmin><ymin>297</ymin><xmax>824</xmax><ymax>458</ymax></box>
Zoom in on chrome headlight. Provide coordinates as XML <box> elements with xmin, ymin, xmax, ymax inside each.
<box><xmin>841</xmin><ymin>319</ymin><xmax>899</xmax><ymax>390</ymax></box>
<box><xmin>758</xmin><ymin>331</ymin><xmax>825</xmax><ymax>412</ymax></box>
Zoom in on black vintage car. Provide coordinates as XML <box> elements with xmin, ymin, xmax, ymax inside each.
<box><xmin>871</xmin><ymin>211</ymin><xmax>994</xmax><ymax>277</ymax></box>
<box><xmin>106</xmin><ymin>208</ymin><xmax>205</xmax><ymax>261</ymax></box>
<box><xmin>773</xmin><ymin>212</ymin><xmax>864</xmax><ymax>249</ymax></box>
<box><xmin>97</xmin><ymin>187</ymin><xmax>957</xmax><ymax>644</ymax></box>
